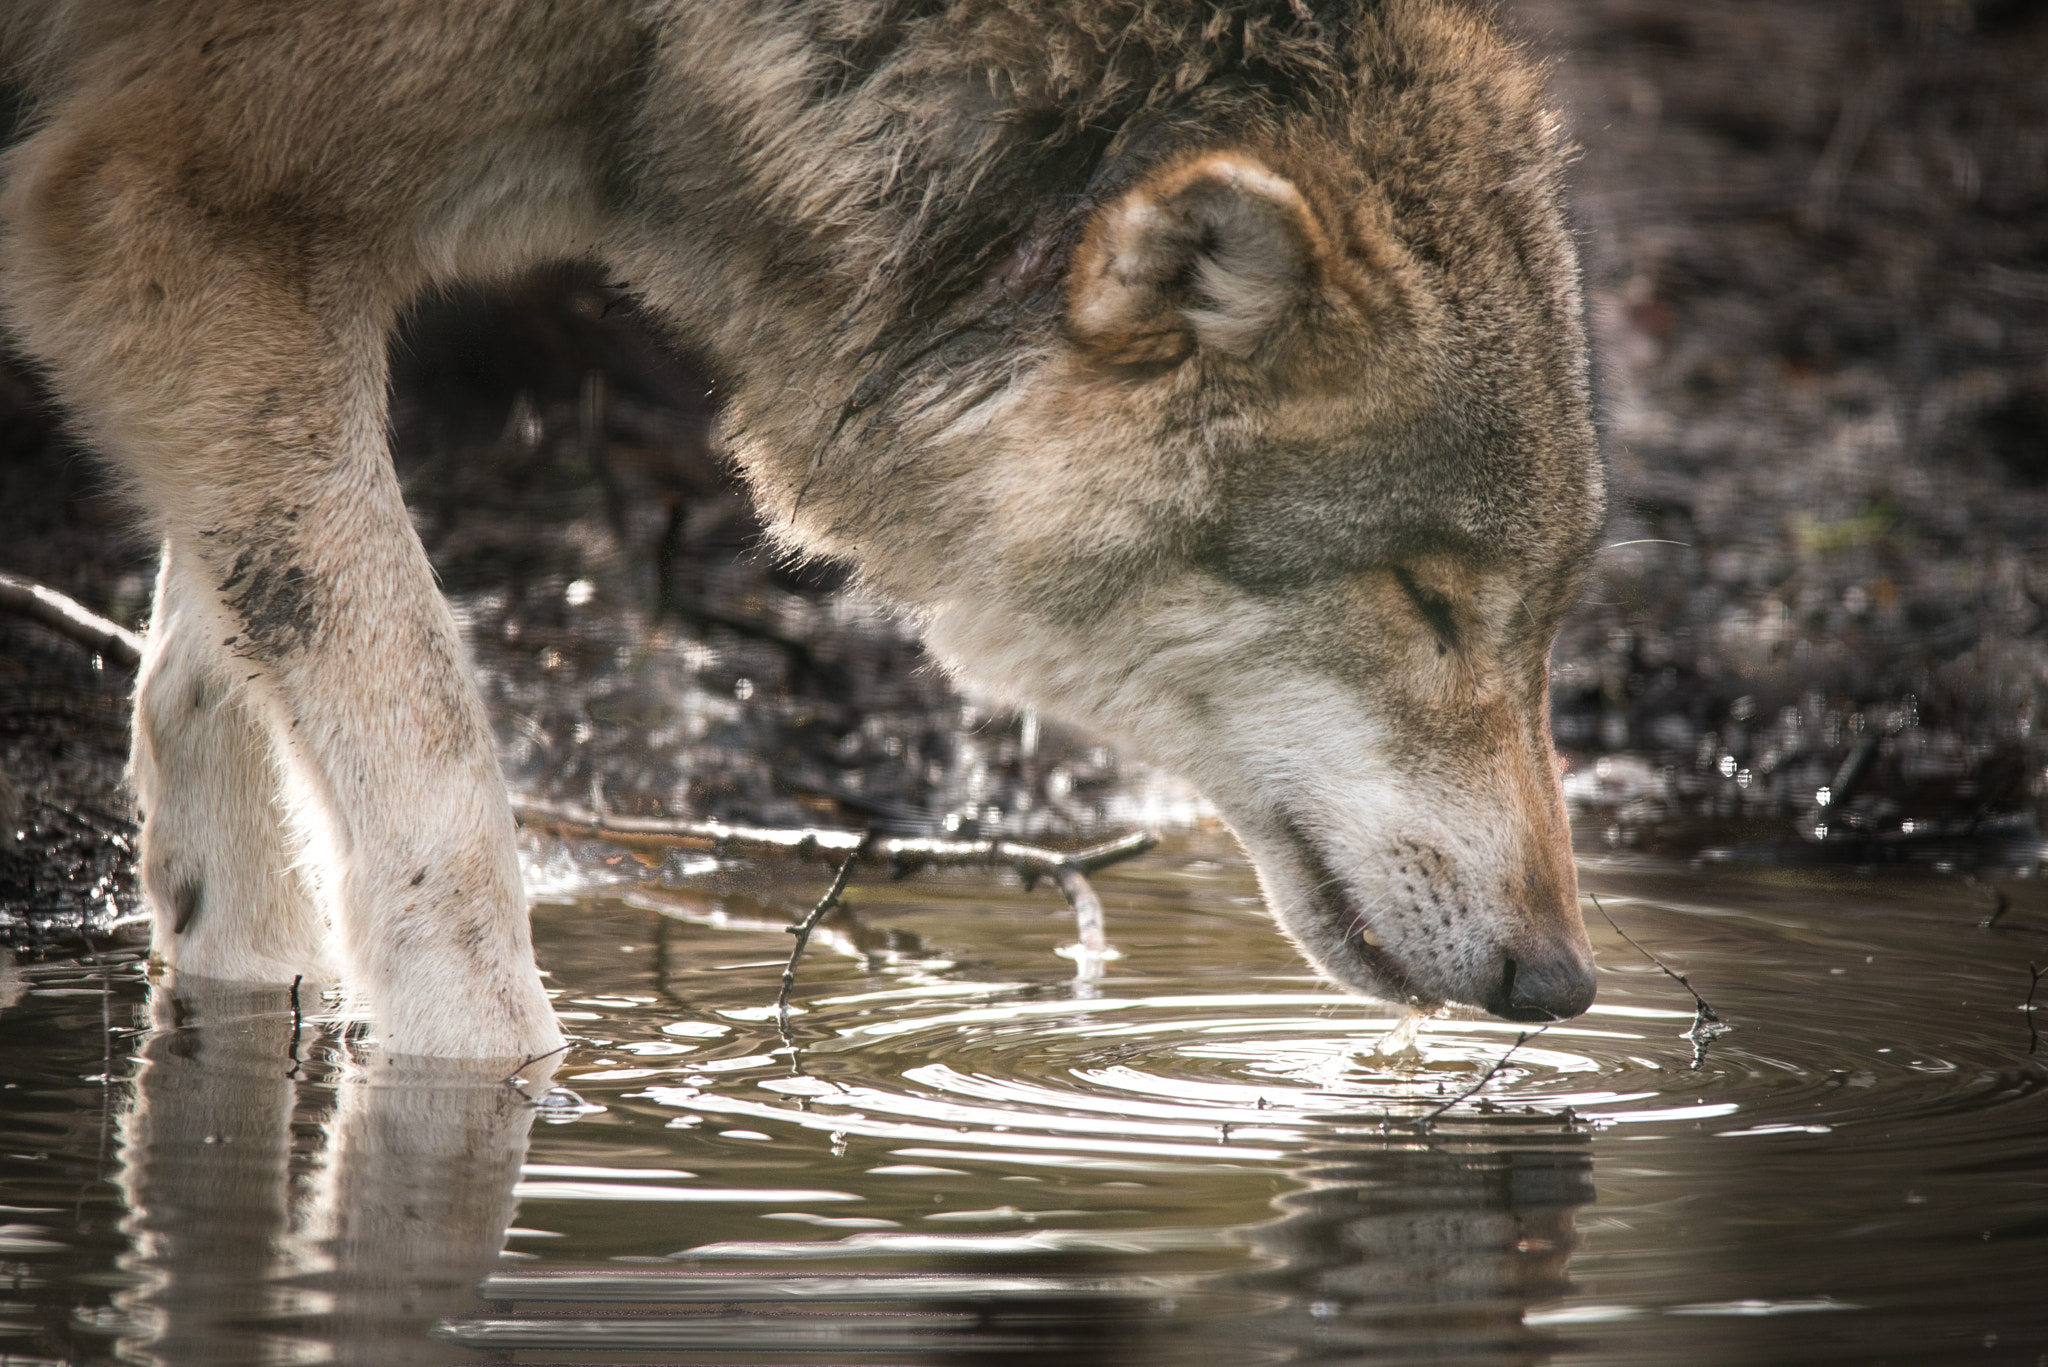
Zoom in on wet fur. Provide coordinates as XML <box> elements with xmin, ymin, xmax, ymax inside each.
<box><xmin>1</xmin><ymin>0</ymin><xmax>1603</xmax><ymax>1056</ymax></box>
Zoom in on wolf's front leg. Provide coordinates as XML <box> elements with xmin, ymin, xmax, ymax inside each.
<box><xmin>191</xmin><ymin>476</ymin><xmax>560</xmax><ymax>1058</ymax></box>
<box><xmin>0</xmin><ymin>6</ymin><xmax>598</xmax><ymax>1059</ymax></box>
<box><xmin>149</xmin><ymin>476</ymin><xmax>562</xmax><ymax>1059</ymax></box>
<box><xmin>5</xmin><ymin>273</ymin><xmax>562</xmax><ymax>1061</ymax></box>
<box><xmin>132</xmin><ymin>544</ymin><xmax>332</xmax><ymax>982</ymax></box>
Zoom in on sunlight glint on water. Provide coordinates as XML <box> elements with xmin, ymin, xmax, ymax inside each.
<box><xmin>0</xmin><ymin>834</ymin><xmax>2045</xmax><ymax>1363</ymax></box>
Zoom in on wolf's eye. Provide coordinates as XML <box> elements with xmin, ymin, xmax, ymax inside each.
<box><xmin>1392</xmin><ymin>566</ymin><xmax>1458</xmax><ymax>654</ymax></box>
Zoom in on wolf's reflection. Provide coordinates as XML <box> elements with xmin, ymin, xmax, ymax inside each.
<box><xmin>111</xmin><ymin>976</ymin><xmax>539</xmax><ymax>1365</ymax></box>
<box><xmin>430</xmin><ymin>1128</ymin><xmax>1591</xmax><ymax>1364</ymax></box>
<box><xmin>1234</xmin><ymin>1132</ymin><xmax>1593</xmax><ymax>1363</ymax></box>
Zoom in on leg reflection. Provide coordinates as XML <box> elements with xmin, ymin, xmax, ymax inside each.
<box><xmin>112</xmin><ymin>976</ymin><xmax>539</xmax><ymax>1366</ymax></box>
<box><xmin>317</xmin><ymin>1051</ymin><xmax>534</xmax><ymax>1362</ymax></box>
<box><xmin>113</xmin><ymin>980</ymin><xmax>304</xmax><ymax>1365</ymax></box>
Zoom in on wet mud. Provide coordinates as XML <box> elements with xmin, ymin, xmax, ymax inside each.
<box><xmin>1517</xmin><ymin>0</ymin><xmax>2048</xmax><ymax>864</ymax></box>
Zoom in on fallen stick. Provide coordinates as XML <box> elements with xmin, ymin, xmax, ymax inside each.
<box><xmin>0</xmin><ymin>571</ymin><xmax>144</xmax><ymax>668</ymax></box>
<box><xmin>512</xmin><ymin>798</ymin><xmax>1156</xmax><ymax>884</ymax></box>
<box><xmin>515</xmin><ymin>798</ymin><xmax>1155</xmax><ymax>996</ymax></box>
<box><xmin>1410</xmin><ymin>1025</ymin><xmax>1549</xmax><ymax>1129</ymax></box>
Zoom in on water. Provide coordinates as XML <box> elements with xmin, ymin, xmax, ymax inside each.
<box><xmin>3</xmin><ymin>835</ymin><xmax>2045</xmax><ymax>1365</ymax></box>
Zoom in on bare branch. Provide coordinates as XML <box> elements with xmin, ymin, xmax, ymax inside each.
<box><xmin>0</xmin><ymin>571</ymin><xmax>144</xmax><ymax>668</ymax></box>
<box><xmin>1591</xmin><ymin>894</ymin><xmax>1731</xmax><ymax>1067</ymax></box>
<box><xmin>504</xmin><ymin>1042</ymin><xmax>572</xmax><ymax>1091</ymax></box>
<box><xmin>514</xmin><ymin>798</ymin><xmax>1155</xmax><ymax>882</ymax></box>
<box><xmin>778</xmin><ymin>842</ymin><xmax>867</xmax><ymax>1030</ymax></box>
<box><xmin>521</xmin><ymin>804</ymin><xmax>1155</xmax><ymax>1038</ymax></box>
<box><xmin>285</xmin><ymin>974</ymin><xmax>304</xmax><ymax>1080</ymax></box>
<box><xmin>1411</xmin><ymin>1025</ymin><xmax>1549</xmax><ymax>1128</ymax></box>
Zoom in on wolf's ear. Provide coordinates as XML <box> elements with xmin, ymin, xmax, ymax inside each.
<box><xmin>1067</xmin><ymin>154</ymin><xmax>1348</xmax><ymax>366</ymax></box>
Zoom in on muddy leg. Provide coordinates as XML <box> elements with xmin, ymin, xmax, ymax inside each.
<box><xmin>160</xmin><ymin>473</ymin><xmax>563</xmax><ymax>1058</ymax></box>
<box><xmin>133</xmin><ymin>544</ymin><xmax>332</xmax><ymax>981</ymax></box>
<box><xmin>4</xmin><ymin>101</ymin><xmax>562</xmax><ymax>1060</ymax></box>
<box><xmin>128</xmin><ymin>432</ymin><xmax>563</xmax><ymax>1058</ymax></box>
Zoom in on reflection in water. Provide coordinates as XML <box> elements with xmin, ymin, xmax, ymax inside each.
<box><xmin>441</xmin><ymin>1126</ymin><xmax>1593</xmax><ymax>1362</ymax></box>
<box><xmin>1239</xmin><ymin>1138</ymin><xmax>1592</xmax><ymax>1363</ymax></box>
<box><xmin>110</xmin><ymin>977</ymin><xmax>536</xmax><ymax>1366</ymax></box>
<box><xmin>4</xmin><ymin>852</ymin><xmax>2047</xmax><ymax>1363</ymax></box>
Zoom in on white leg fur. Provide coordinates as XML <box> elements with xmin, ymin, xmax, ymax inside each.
<box><xmin>142</xmin><ymin>471</ymin><xmax>563</xmax><ymax>1059</ymax></box>
<box><xmin>132</xmin><ymin>545</ymin><xmax>332</xmax><ymax>982</ymax></box>
<box><xmin>0</xmin><ymin>17</ymin><xmax>586</xmax><ymax>1058</ymax></box>
<box><xmin>133</xmin><ymin>481</ymin><xmax>562</xmax><ymax>1058</ymax></box>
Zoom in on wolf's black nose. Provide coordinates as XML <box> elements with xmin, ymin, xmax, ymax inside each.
<box><xmin>1493</xmin><ymin>949</ymin><xmax>1597</xmax><ymax>1022</ymax></box>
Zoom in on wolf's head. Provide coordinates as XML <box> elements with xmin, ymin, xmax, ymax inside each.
<box><xmin>738</xmin><ymin>4</ymin><xmax>1602</xmax><ymax>1021</ymax></box>
<box><xmin>881</xmin><ymin>131</ymin><xmax>1604</xmax><ymax>1020</ymax></box>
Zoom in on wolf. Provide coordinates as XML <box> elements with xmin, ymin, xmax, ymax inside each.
<box><xmin>0</xmin><ymin>0</ymin><xmax>1603</xmax><ymax>1057</ymax></box>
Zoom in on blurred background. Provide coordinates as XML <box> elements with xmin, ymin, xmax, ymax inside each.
<box><xmin>4</xmin><ymin>0</ymin><xmax>2045</xmax><ymax>940</ymax></box>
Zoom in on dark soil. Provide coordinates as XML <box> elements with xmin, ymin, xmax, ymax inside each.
<box><xmin>4</xmin><ymin>0</ymin><xmax>2046</xmax><ymax>944</ymax></box>
<box><xmin>1511</xmin><ymin>0</ymin><xmax>2048</xmax><ymax>863</ymax></box>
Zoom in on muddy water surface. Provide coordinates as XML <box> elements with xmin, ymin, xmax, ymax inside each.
<box><xmin>3</xmin><ymin>838</ymin><xmax>2046</xmax><ymax>1364</ymax></box>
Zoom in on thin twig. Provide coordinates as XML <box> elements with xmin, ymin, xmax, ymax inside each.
<box><xmin>0</xmin><ymin>571</ymin><xmax>144</xmax><ymax>668</ymax></box>
<box><xmin>777</xmin><ymin>841</ymin><xmax>868</xmax><ymax>1032</ymax></box>
<box><xmin>504</xmin><ymin>1041</ymin><xmax>572</xmax><ymax>1091</ymax></box>
<box><xmin>1411</xmin><ymin>1026</ymin><xmax>1549</xmax><ymax>1128</ymax></box>
<box><xmin>513</xmin><ymin>798</ymin><xmax>1155</xmax><ymax>882</ymax></box>
<box><xmin>2027</xmin><ymin>963</ymin><xmax>2043</xmax><ymax>1057</ymax></box>
<box><xmin>1591</xmin><ymin>893</ymin><xmax>1731</xmax><ymax>1068</ymax></box>
<box><xmin>285</xmin><ymin>973</ymin><xmax>304</xmax><ymax>1079</ymax></box>
<box><xmin>90</xmin><ymin>936</ymin><xmax>113</xmax><ymax>1199</ymax></box>
<box><xmin>1591</xmin><ymin>894</ymin><xmax>1713</xmax><ymax>1014</ymax></box>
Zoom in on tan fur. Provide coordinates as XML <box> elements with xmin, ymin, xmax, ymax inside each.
<box><xmin>1</xmin><ymin>0</ymin><xmax>1604</xmax><ymax>1056</ymax></box>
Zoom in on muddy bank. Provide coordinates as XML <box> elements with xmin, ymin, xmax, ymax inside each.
<box><xmin>1510</xmin><ymin>0</ymin><xmax>2048</xmax><ymax>861</ymax></box>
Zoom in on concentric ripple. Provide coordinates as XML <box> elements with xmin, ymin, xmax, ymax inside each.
<box><xmin>7</xmin><ymin>847</ymin><xmax>2047</xmax><ymax>1365</ymax></box>
<box><xmin>550</xmin><ymin>863</ymin><xmax>2047</xmax><ymax>1173</ymax></box>
<box><xmin>493</xmin><ymin>857</ymin><xmax>2048</xmax><ymax>1362</ymax></box>
<box><xmin>626</xmin><ymin>993</ymin><xmax>1686</xmax><ymax>1165</ymax></box>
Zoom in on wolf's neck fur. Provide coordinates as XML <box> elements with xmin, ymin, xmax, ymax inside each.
<box><xmin>603</xmin><ymin>2</ymin><xmax>1378</xmax><ymax>558</ymax></box>
<box><xmin>626</xmin><ymin>2</ymin><xmax>1352</xmax><ymax>340</ymax></box>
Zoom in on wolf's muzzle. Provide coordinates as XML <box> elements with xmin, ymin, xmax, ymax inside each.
<box><xmin>1490</xmin><ymin>948</ymin><xmax>1597</xmax><ymax>1023</ymax></box>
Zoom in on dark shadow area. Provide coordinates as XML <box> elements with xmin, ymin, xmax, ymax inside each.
<box><xmin>1512</xmin><ymin>0</ymin><xmax>2048</xmax><ymax>866</ymax></box>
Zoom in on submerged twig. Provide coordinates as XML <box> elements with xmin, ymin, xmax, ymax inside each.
<box><xmin>504</xmin><ymin>1042</ymin><xmax>573</xmax><ymax>1092</ymax></box>
<box><xmin>0</xmin><ymin>571</ymin><xmax>144</xmax><ymax>668</ymax></box>
<box><xmin>1411</xmin><ymin>1025</ymin><xmax>1549</xmax><ymax>1128</ymax></box>
<box><xmin>1591</xmin><ymin>894</ymin><xmax>1731</xmax><ymax>1068</ymax></box>
<box><xmin>777</xmin><ymin>841</ymin><xmax>868</xmax><ymax>1031</ymax></box>
<box><xmin>2027</xmin><ymin>963</ymin><xmax>2043</xmax><ymax>1056</ymax></box>
<box><xmin>285</xmin><ymin>974</ymin><xmax>304</xmax><ymax>1079</ymax></box>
